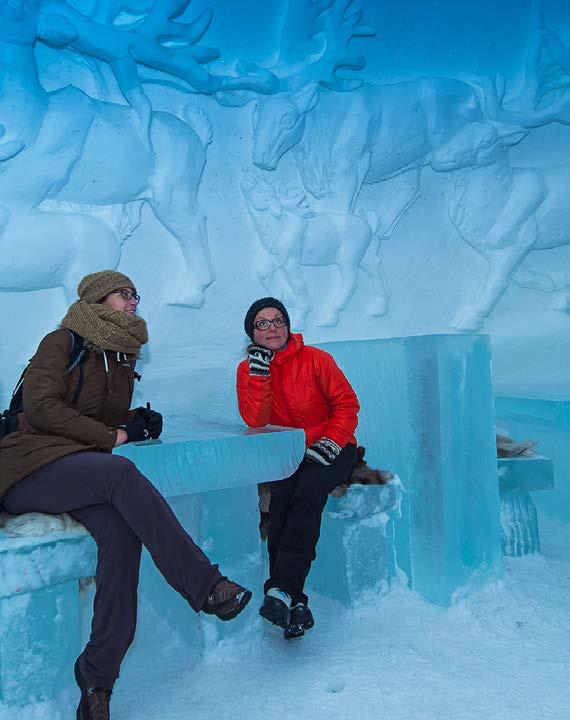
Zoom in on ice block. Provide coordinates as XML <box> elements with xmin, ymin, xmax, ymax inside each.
<box><xmin>496</xmin><ymin>396</ymin><xmax>570</xmax><ymax>521</ymax></box>
<box><xmin>498</xmin><ymin>456</ymin><xmax>554</xmax><ymax>557</ymax></box>
<box><xmin>318</xmin><ymin>335</ymin><xmax>503</xmax><ymax>606</ymax></box>
<box><xmin>307</xmin><ymin>481</ymin><xmax>401</xmax><ymax>607</ymax></box>
<box><xmin>116</xmin><ymin>423</ymin><xmax>305</xmax><ymax>496</ymax></box>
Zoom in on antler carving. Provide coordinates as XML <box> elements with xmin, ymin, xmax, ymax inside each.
<box><xmin>38</xmin><ymin>0</ymin><xmax>278</xmax><ymax>96</ymax></box>
<box><xmin>467</xmin><ymin>8</ymin><xmax>570</xmax><ymax>129</ymax></box>
<box><xmin>276</xmin><ymin>0</ymin><xmax>376</xmax><ymax>91</ymax></box>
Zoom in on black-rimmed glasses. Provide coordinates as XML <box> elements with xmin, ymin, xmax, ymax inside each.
<box><xmin>254</xmin><ymin>316</ymin><xmax>287</xmax><ymax>331</ymax></box>
<box><xmin>111</xmin><ymin>289</ymin><xmax>140</xmax><ymax>303</ymax></box>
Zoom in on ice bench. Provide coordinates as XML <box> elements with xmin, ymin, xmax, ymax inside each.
<box><xmin>0</xmin><ymin>521</ymin><xmax>96</xmax><ymax>706</ymax></box>
<box><xmin>496</xmin><ymin>396</ymin><xmax>570</xmax><ymax>522</ymax></box>
<box><xmin>0</xmin><ymin>424</ymin><xmax>305</xmax><ymax>707</ymax></box>
<box><xmin>308</xmin><ymin>481</ymin><xmax>401</xmax><ymax>607</ymax></box>
<box><xmin>498</xmin><ymin>456</ymin><xmax>554</xmax><ymax>556</ymax></box>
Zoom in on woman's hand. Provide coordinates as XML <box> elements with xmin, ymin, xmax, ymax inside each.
<box><xmin>247</xmin><ymin>344</ymin><xmax>274</xmax><ymax>376</ymax></box>
<box><xmin>135</xmin><ymin>406</ymin><xmax>163</xmax><ymax>439</ymax></box>
<box><xmin>305</xmin><ymin>438</ymin><xmax>342</xmax><ymax>466</ymax></box>
<box><xmin>114</xmin><ymin>428</ymin><xmax>129</xmax><ymax>447</ymax></box>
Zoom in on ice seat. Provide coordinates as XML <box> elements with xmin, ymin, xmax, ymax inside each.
<box><xmin>496</xmin><ymin>396</ymin><xmax>570</xmax><ymax>522</ymax></box>
<box><xmin>307</xmin><ymin>481</ymin><xmax>401</xmax><ymax>607</ymax></box>
<box><xmin>0</xmin><ymin>521</ymin><xmax>96</xmax><ymax>706</ymax></box>
<box><xmin>318</xmin><ymin>335</ymin><xmax>503</xmax><ymax>606</ymax></box>
<box><xmin>0</xmin><ymin>425</ymin><xmax>305</xmax><ymax>707</ymax></box>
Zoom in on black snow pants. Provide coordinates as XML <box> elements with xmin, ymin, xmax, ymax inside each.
<box><xmin>3</xmin><ymin>451</ymin><xmax>221</xmax><ymax>689</ymax></box>
<box><xmin>265</xmin><ymin>443</ymin><xmax>357</xmax><ymax>605</ymax></box>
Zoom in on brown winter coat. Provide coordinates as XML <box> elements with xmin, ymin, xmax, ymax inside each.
<box><xmin>0</xmin><ymin>329</ymin><xmax>137</xmax><ymax>501</ymax></box>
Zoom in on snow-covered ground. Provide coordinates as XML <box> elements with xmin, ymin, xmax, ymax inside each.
<box><xmin>4</xmin><ymin>514</ymin><xmax>569</xmax><ymax>720</ymax></box>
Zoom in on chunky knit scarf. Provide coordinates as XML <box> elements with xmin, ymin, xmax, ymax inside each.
<box><xmin>61</xmin><ymin>301</ymin><xmax>148</xmax><ymax>355</ymax></box>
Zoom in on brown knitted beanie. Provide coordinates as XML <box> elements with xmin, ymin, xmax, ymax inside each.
<box><xmin>77</xmin><ymin>270</ymin><xmax>136</xmax><ymax>304</ymax></box>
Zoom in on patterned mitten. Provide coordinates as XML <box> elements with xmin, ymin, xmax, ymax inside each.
<box><xmin>247</xmin><ymin>345</ymin><xmax>274</xmax><ymax>376</ymax></box>
<box><xmin>305</xmin><ymin>438</ymin><xmax>342</xmax><ymax>466</ymax></box>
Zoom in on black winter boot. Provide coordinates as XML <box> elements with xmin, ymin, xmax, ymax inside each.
<box><xmin>284</xmin><ymin>603</ymin><xmax>315</xmax><ymax>640</ymax></box>
<box><xmin>202</xmin><ymin>578</ymin><xmax>252</xmax><ymax>621</ymax></box>
<box><xmin>259</xmin><ymin>588</ymin><xmax>292</xmax><ymax>628</ymax></box>
<box><xmin>74</xmin><ymin>656</ymin><xmax>112</xmax><ymax>720</ymax></box>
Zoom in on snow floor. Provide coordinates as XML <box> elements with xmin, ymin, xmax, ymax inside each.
<box><xmin>4</xmin><ymin>513</ymin><xmax>569</xmax><ymax>720</ymax></box>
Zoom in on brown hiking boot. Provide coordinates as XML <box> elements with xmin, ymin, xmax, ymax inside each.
<box><xmin>75</xmin><ymin>656</ymin><xmax>112</xmax><ymax>720</ymax></box>
<box><xmin>202</xmin><ymin>578</ymin><xmax>252</xmax><ymax>621</ymax></box>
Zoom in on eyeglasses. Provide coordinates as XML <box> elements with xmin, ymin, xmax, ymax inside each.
<box><xmin>111</xmin><ymin>289</ymin><xmax>140</xmax><ymax>303</ymax></box>
<box><xmin>254</xmin><ymin>316</ymin><xmax>287</xmax><ymax>331</ymax></box>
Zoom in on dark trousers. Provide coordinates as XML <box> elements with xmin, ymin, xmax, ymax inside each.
<box><xmin>265</xmin><ymin>443</ymin><xmax>357</xmax><ymax>605</ymax></box>
<box><xmin>3</xmin><ymin>452</ymin><xmax>221</xmax><ymax>689</ymax></box>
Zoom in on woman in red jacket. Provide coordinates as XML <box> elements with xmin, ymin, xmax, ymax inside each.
<box><xmin>237</xmin><ymin>297</ymin><xmax>360</xmax><ymax>639</ymax></box>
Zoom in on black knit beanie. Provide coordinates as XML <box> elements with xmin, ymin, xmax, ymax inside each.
<box><xmin>244</xmin><ymin>297</ymin><xmax>290</xmax><ymax>340</ymax></box>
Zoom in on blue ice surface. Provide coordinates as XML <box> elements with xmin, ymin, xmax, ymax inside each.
<box><xmin>498</xmin><ymin>456</ymin><xmax>553</xmax><ymax>494</ymax></box>
<box><xmin>496</xmin><ymin>396</ymin><xmax>570</xmax><ymax>522</ymax></box>
<box><xmin>115</xmin><ymin>422</ymin><xmax>305</xmax><ymax>495</ymax></box>
<box><xmin>318</xmin><ymin>334</ymin><xmax>503</xmax><ymax>606</ymax></box>
<box><xmin>0</xmin><ymin>424</ymin><xmax>304</xmax><ymax>706</ymax></box>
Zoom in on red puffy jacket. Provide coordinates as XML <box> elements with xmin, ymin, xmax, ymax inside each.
<box><xmin>236</xmin><ymin>333</ymin><xmax>359</xmax><ymax>448</ymax></box>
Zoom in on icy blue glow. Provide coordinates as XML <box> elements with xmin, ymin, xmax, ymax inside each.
<box><xmin>1</xmin><ymin>0</ymin><xmax>569</xmax><ymax>713</ymax></box>
<box><xmin>0</xmin><ymin>581</ymin><xmax>79</xmax><ymax>706</ymax></box>
<box><xmin>498</xmin><ymin>457</ymin><xmax>554</xmax><ymax>557</ymax></box>
<box><xmin>116</xmin><ymin>424</ymin><xmax>305</xmax><ymax>496</ymax></box>
<box><xmin>498</xmin><ymin>456</ymin><xmax>554</xmax><ymax>494</ymax></box>
<box><xmin>318</xmin><ymin>335</ymin><xmax>503</xmax><ymax>606</ymax></box>
<box><xmin>307</xmin><ymin>483</ymin><xmax>401</xmax><ymax>607</ymax></box>
<box><xmin>496</xmin><ymin>397</ymin><xmax>570</xmax><ymax>522</ymax></box>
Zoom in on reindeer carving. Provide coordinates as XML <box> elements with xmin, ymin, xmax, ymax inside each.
<box><xmin>444</xmin><ymin>119</ymin><xmax>570</xmax><ymax>331</ymax></box>
<box><xmin>0</xmin><ymin>0</ymin><xmax>277</xmax><ymax>306</ymax></box>
<box><xmin>252</xmin><ymin>2</ymin><xmax>570</xmax><ymax>237</ymax></box>
<box><xmin>241</xmin><ymin>172</ymin><xmax>388</xmax><ymax>326</ymax></box>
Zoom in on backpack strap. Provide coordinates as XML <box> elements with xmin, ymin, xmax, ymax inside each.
<box><xmin>11</xmin><ymin>368</ymin><xmax>27</xmax><ymax>400</ymax></box>
<box><xmin>65</xmin><ymin>330</ymin><xmax>88</xmax><ymax>406</ymax></box>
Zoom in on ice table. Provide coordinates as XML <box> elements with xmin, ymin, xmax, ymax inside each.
<box><xmin>318</xmin><ymin>335</ymin><xmax>503</xmax><ymax>606</ymax></box>
<box><xmin>496</xmin><ymin>396</ymin><xmax>570</xmax><ymax>522</ymax></box>
<box><xmin>0</xmin><ymin>424</ymin><xmax>304</xmax><ymax>707</ymax></box>
<box><xmin>498</xmin><ymin>456</ymin><xmax>554</xmax><ymax>556</ymax></box>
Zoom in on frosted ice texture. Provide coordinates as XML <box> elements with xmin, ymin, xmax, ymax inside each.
<box><xmin>498</xmin><ymin>457</ymin><xmax>553</xmax><ymax>556</ymax></box>
<box><xmin>318</xmin><ymin>334</ymin><xmax>503</xmax><ymax>606</ymax></box>
<box><xmin>496</xmin><ymin>397</ymin><xmax>570</xmax><ymax>522</ymax></box>
<box><xmin>307</xmin><ymin>483</ymin><xmax>401</xmax><ymax>607</ymax></box>
<box><xmin>0</xmin><ymin>581</ymin><xmax>80</xmax><ymax>706</ymax></box>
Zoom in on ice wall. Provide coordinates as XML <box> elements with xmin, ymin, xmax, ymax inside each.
<box><xmin>1</xmin><ymin>0</ymin><xmax>570</xmax><ymax>413</ymax></box>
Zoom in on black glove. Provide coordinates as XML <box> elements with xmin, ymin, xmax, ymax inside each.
<box><xmin>134</xmin><ymin>407</ymin><xmax>163</xmax><ymax>440</ymax></box>
<box><xmin>305</xmin><ymin>438</ymin><xmax>342</xmax><ymax>466</ymax></box>
<box><xmin>247</xmin><ymin>344</ymin><xmax>274</xmax><ymax>376</ymax></box>
<box><xmin>121</xmin><ymin>415</ymin><xmax>148</xmax><ymax>443</ymax></box>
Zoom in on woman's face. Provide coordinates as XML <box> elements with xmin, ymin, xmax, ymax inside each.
<box><xmin>252</xmin><ymin>307</ymin><xmax>289</xmax><ymax>350</ymax></box>
<box><xmin>102</xmin><ymin>288</ymin><xmax>140</xmax><ymax>315</ymax></box>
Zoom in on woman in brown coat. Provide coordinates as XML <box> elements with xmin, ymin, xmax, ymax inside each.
<box><xmin>0</xmin><ymin>270</ymin><xmax>251</xmax><ymax>720</ymax></box>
